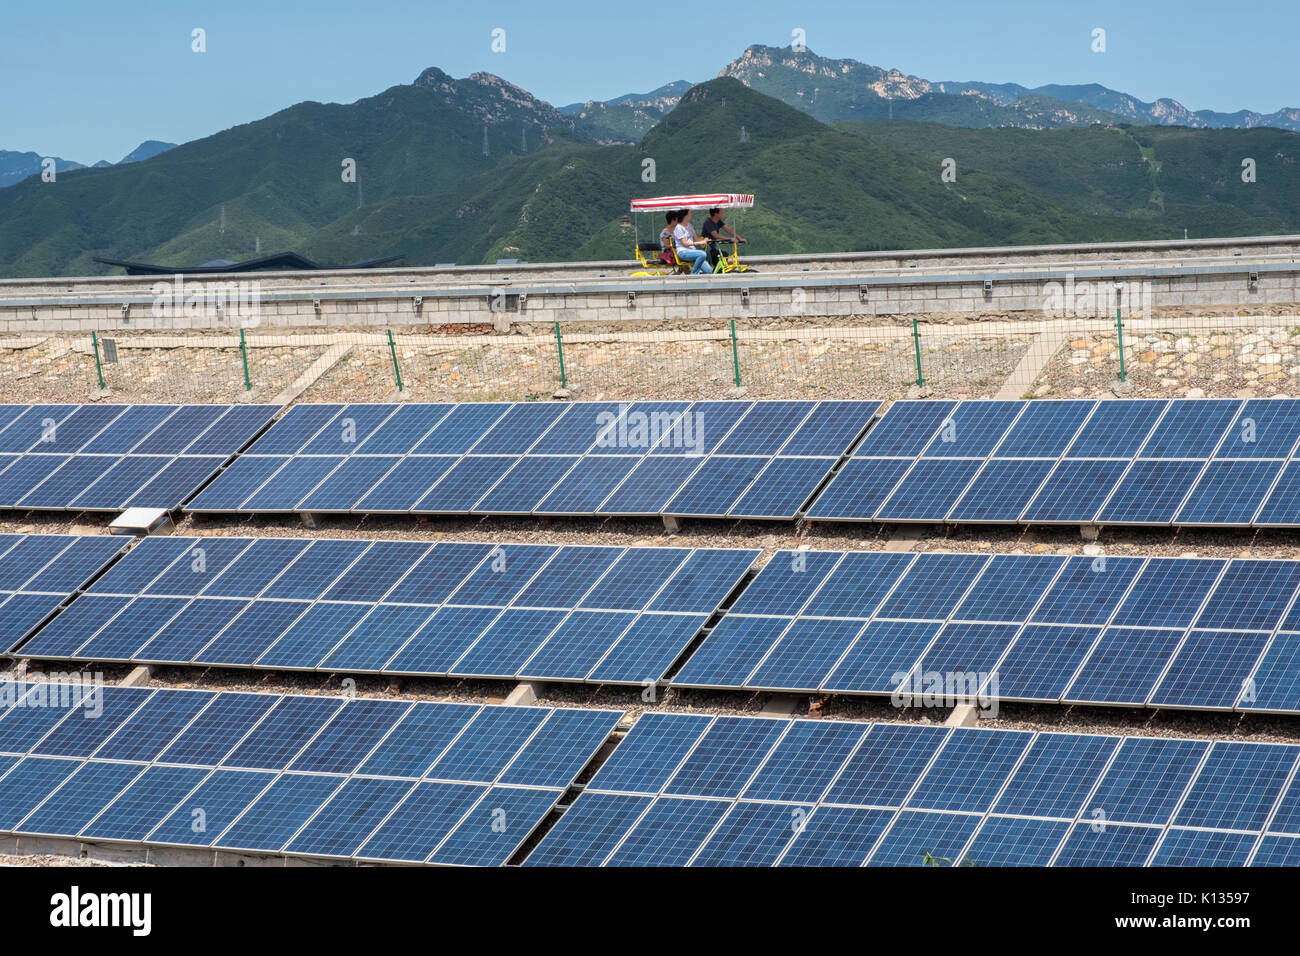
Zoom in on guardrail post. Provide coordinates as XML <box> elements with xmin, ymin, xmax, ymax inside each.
<box><xmin>1115</xmin><ymin>306</ymin><xmax>1126</xmax><ymax>382</ymax></box>
<box><xmin>239</xmin><ymin>328</ymin><xmax>252</xmax><ymax>391</ymax></box>
<box><xmin>730</xmin><ymin>320</ymin><xmax>741</xmax><ymax>387</ymax></box>
<box><xmin>912</xmin><ymin>317</ymin><xmax>924</xmax><ymax>387</ymax></box>
<box><xmin>554</xmin><ymin>322</ymin><xmax>567</xmax><ymax>388</ymax></box>
<box><xmin>387</xmin><ymin>329</ymin><xmax>404</xmax><ymax>392</ymax></box>
<box><xmin>91</xmin><ymin>331</ymin><xmax>105</xmax><ymax>390</ymax></box>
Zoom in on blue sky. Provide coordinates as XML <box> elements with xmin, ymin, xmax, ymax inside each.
<box><xmin>3</xmin><ymin>0</ymin><xmax>1296</xmax><ymax>162</ymax></box>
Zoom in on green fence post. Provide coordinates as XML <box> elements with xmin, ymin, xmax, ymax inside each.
<box><xmin>911</xmin><ymin>317</ymin><xmax>924</xmax><ymax>387</ymax></box>
<box><xmin>730</xmin><ymin>320</ymin><xmax>741</xmax><ymax>387</ymax></box>
<box><xmin>91</xmin><ymin>331</ymin><xmax>105</xmax><ymax>390</ymax></box>
<box><xmin>239</xmin><ymin>328</ymin><xmax>252</xmax><ymax>391</ymax></box>
<box><xmin>554</xmin><ymin>322</ymin><xmax>567</xmax><ymax>388</ymax></box>
<box><xmin>1115</xmin><ymin>306</ymin><xmax>1126</xmax><ymax>382</ymax></box>
<box><xmin>387</xmin><ymin>329</ymin><xmax>404</xmax><ymax>392</ymax></box>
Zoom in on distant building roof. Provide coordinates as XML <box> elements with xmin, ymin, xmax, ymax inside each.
<box><xmin>93</xmin><ymin>251</ymin><xmax>405</xmax><ymax>275</ymax></box>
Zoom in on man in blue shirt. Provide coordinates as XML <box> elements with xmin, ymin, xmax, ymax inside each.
<box><xmin>700</xmin><ymin>207</ymin><xmax>745</xmax><ymax>270</ymax></box>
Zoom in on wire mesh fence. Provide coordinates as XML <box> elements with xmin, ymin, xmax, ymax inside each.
<box><xmin>1</xmin><ymin>311</ymin><xmax>1296</xmax><ymax>406</ymax></box>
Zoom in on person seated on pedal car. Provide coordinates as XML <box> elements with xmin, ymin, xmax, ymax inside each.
<box><xmin>658</xmin><ymin>210</ymin><xmax>679</xmax><ymax>265</ymax></box>
<box><xmin>700</xmin><ymin>206</ymin><xmax>745</xmax><ymax>269</ymax></box>
<box><xmin>672</xmin><ymin>208</ymin><xmax>712</xmax><ymax>274</ymax></box>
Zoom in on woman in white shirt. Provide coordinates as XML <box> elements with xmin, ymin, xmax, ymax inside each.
<box><xmin>672</xmin><ymin>209</ymin><xmax>712</xmax><ymax>274</ymax></box>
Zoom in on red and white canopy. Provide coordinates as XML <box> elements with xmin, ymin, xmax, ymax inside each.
<box><xmin>630</xmin><ymin>193</ymin><xmax>755</xmax><ymax>212</ymax></box>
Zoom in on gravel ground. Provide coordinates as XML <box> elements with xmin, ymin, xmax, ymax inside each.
<box><xmin>1033</xmin><ymin>327</ymin><xmax>1300</xmax><ymax>399</ymax></box>
<box><xmin>0</xmin><ymin>335</ymin><xmax>325</xmax><ymax>404</ymax></box>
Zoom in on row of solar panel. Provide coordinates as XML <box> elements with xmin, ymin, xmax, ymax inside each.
<box><xmin>809</xmin><ymin>397</ymin><xmax>1300</xmax><ymax>526</ymax></box>
<box><xmin>527</xmin><ymin>714</ymin><xmax>1300</xmax><ymax>867</ymax></box>
<box><xmin>0</xmin><ymin>404</ymin><xmax>278</xmax><ymax>512</ymax></box>
<box><xmin>0</xmin><ymin>683</ymin><xmax>621</xmax><ymax>866</ymax></box>
<box><xmin>188</xmin><ymin>400</ymin><xmax>880</xmax><ymax>518</ymax></box>
<box><xmin>12</xmin><ymin>536</ymin><xmax>758</xmax><ymax>686</ymax></box>
<box><xmin>673</xmin><ymin>550</ymin><xmax>1300</xmax><ymax>712</ymax></box>
<box><xmin>0</xmin><ymin>534</ymin><xmax>130</xmax><ymax>651</ymax></box>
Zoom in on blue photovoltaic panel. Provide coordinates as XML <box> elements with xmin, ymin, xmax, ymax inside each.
<box><xmin>747</xmin><ymin>618</ymin><xmax>867</xmax><ymax>691</ymax></box>
<box><xmin>0</xmin><ymin>534</ymin><xmax>129</xmax><ymax>654</ymax></box>
<box><xmin>297</xmin><ymin>456</ymin><xmax>402</xmax><ymax>511</ymax></box>
<box><xmin>651</xmin><ymin>401</ymin><xmax>751</xmax><ymax>456</ymax></box>
<box><xmin>952</xmin><ymin>554</ymin><xmax>1064</xmax><ymax>622</ymax></box>
<box><xmin>587</xmin><ymin>712</ymin><xmax>711</xmax><ymax>794</ymax></box>
<box><xmin>992</xmin><ymin>732</ymin><xmax>1119</xmax><ymax>819</ymax></box>
<box><xmin>802</xmin><ymin>551</ymin><xmax>913</xmax><ymax>618</ymax></box>
<box><xmin>1082</xmin><ymin>736</ymin><xmax>1208</xmax><ymax>826</ymax></box>
<box><xmin>1196</xmin><ymin>560</ymin><xmax>1300</xmax><ymax>631</ymax></box>
<box><xmin>946</xmin><ymin>459</ymin><xmax>1055</xmax><ymax>522</ymax></box>
<box><xmin>778</xmin><ymin>401</ymin><xmax>879</xmax><ymax>456</ymax></box>
<box><xmin>919</xmin><ymin>401</ymin><xmax>1023</xmax><ymax>458</ymax></box>
<box><xmin>853</xmin><ymin>401</ymin><xmax>956</xmax><ymax>457</ymax></box>
<box><xmin>472</xmin><ymin>456</ymin><xmax>579</xmax><ymax>514</ymax></box>
<box><xmin>670</xmin><ymin>615</ymin><xmax>792</xmax><ymax>689</ymax></box>
<box><xmin>1065</xmin><ymin>400</ymin><xmax>1167</xmax><ymax>458</ymax></box>
<box><xmin>1175</xmin><ymin>459</ymin><xmax>1284</xmax><ymax>525</ymax></box>
<box><xmin>867</xmin><ymin>811</ymin><xmax>983</xmax><ymax>867</ymax></box>
<box><xmin>906</xmin><ymin>728</ymin><xmax>1033</xmax><ymax>814</ymax></box>
<box><xmin>991</xmin><ymin>400</ymin><xmax>1096</xmax><ymax>458</ymax></box>
<box><xmin>298</xmin><ymin>404</ymin><xmax>398</xmax><ymax>455</ymax></box>
<box><xmin>777</xmin><ymin>806</ymin><xmax>893</xmax><ymax>867</ymax></box>
<box><xmin>353</xmin><ymin>403</ymin><xmax>453</xmax><ymax>454</ymax></box>
<box><xmin>1054</xmin><ymin>823</ymin><xmax>1163</xmax><ymax>867</ymax></box>
<box><xmin>1138</xmin><ymin>398</ymin><xmax>1240</xmax><ymax>459</ymax></box>
<box><xmin>1095</xmin><ymin>459</ymin><xmax>1208</xmax><ymax>525</ymax></box>
<box><xmin>532</xmin><ymin>456</ymin><xmax>639</xmax><ymax>515</ymax></box>
<box><xmin>471</xmin><ymin>402</ymin><xmax>569</xmax><ymax>455</ymax></box>
<box><xmin>963</xmin><ymin>816</ymin><xmax>1071</xmax><ymax>867</ymax></box>
<box><xmin>413</xmin><ymin>404</ymin><xmax>512</xmax><ymax>455</ymax></box>
<box><xmin>1150</xmin><ymin>828</ymin><xmax>1258</xmax><ymax>867</ymax></box>
<box><xmin>1240</xmin><ymin>631</ymin><xmax>1300</xmax><ymax>712</ymax></box>
<box><xmin>352</xmin><ymin>456</ymin><xmax>457</xmax><ymax>512</ymax></box>
<box><xmin>1063</xmin><ymin>627</ymin><xmax>1186</xmax><ymax>705</ymax></box>
<box><xmin>0</xmin><ymin>688</ymin><xmax>618</xmax><ymax>865</ymax></box>
<box><xmin>596</xmin><ymin>456</ymin><xmax>701</xmax><ymax>514</ymax></box>
<box><xmin>820</xmin><ymin>620</ymin><xmax>944</xmax><ymax>695</ymax></box>
<box><xmin>192</xmin><ymin>400</ymin><xmax>878</xmax><ymax>520</ymax></box>
<box><xmin>875</xmin><ymin>553</ymin><xmax>990</xmax><ymax>620</ymax></box>
<box><xmin>728</xmin><ymin>456</ymin><xmax>835</xmax><ymax>518</ymax></box>
<box><xmin>0</xmin><ymin>403</ymin><xmax>278</xmax><ymax>515</ymax></box>
<box><xmin>992</xmin><ymin>624</ymin><xmax>1101</xmax><ymax>701</ymax></box>
<box><xmin>521</xmin><ymin>792</ymin><xmax>653</xmax><ymax>867</ymax></box>
<box><xmin>874</xmin><ymin>458</ymin><xmax>983</xmax><ymax>522</ymax></box>
<box><xmin>715</xmin><ymin>401</ymin><xmax>815</xmax><ymax>456</ymax></box>
<box><xmin>727</xmin><ymin>549</ymin><xmax>840</xmax><ymax>616</ymax></box>
<box><xmin>1030</xmin><ymin>555</ymin><xmax>1144</xmax><ymax>625</ymax></box>
<box><xmin>1111</xmin><ymin>559</ymin><xmax>1225</xmax><ymax>629</ymax></box>
<box><xmin>246</xmin><ymin>405</ymin><xmax>342</xmax><ymax>455</ymax></box>
<box><xmin>1253</xmin><ymin>836</ymin><xmax>1300</xmax><ymax>866</ymax></box>
<box><xmin>663</xmin><ymin>456</ymin><xmax>768</xmax><ymax>517</ymax></box>
<box><xmin>1173</xmin><ymin>741</ymin><xmax>1298</xmax><ymax>832</ymax></box>
<box><xmin>1020</xmin><ymin>458</ymin><xmax>1130</xmax><ymax>524</ymax></box>
<box><xmin>690</xmin><ymin>800</ymin><xmax>806</xmax><ymax>866</ymax></box>
<box><xmin>803</xmin><ymin>457</ymin><xmax>913</xmax><ymax>521</ymax></box>
<box><xmin>1218</xmin><ymin>399</ymin><xmax>1300</xmax><ymax>459</ymax></box>
<box><xmin>601</xmin><ymin>796</ymin><xmax>730</xmax><ymax>867</ymax></box>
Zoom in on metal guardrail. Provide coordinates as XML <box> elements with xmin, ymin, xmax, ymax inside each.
<box><xmin>0</xmin><ymin>260</ymin><xmax>1292</xmax><ymax>312</ymax></box>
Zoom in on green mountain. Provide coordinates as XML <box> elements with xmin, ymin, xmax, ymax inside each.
<box><xmin>1</xmin><ymin>73</ymin><xmax>1298</xmax><ymax>278</ymax></box>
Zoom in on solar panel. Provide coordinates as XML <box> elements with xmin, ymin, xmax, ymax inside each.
<box><xmin>189</xmin><ymin>400</ymin><xmax>878</xmax><ymax>521</ymax></box>
<box><xmin>0</xmin><ymin>534</ymin><xmax>128</xmax><ymax>653</ymax></box>
<box><xmin>803</xmin><ymin>397</ymin><xmax>1300</xmax><ymax>529</ymax></box>
<box><xmin>0</xmin><ymin>686</ymin><xmax>619</xmax><ymax>866</ymax></box>
<box><xmin>0</xmin><ymin>404</ymin><xmax>277</xmax><ymax>512</ymax></box>
<box><xmin>671</xmin><ymin>549</ymin><xmax>1300</xmax><ymax>714</ymax></box>
<box><xmin>529</xmin><ymin>714</ymin><xmax>1293</xmax><ymax>867</ymax></box>
<box><xmin>16</xmin><ymin>536</ymin><xmax>754</xmax><ymax>687</ymax></box>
